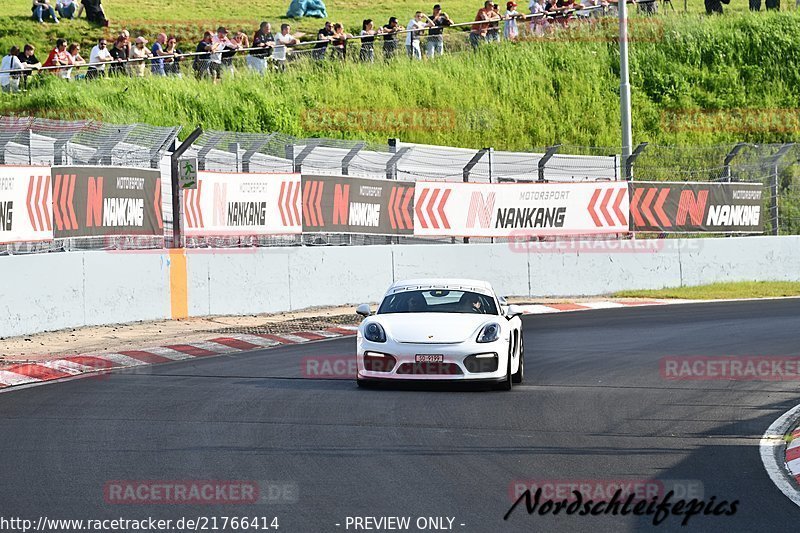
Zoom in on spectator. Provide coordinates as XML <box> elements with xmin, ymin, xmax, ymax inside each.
<box><xmin>193</xmin><ymin>31</ymin><xmax>213</xmax><ymax>79</ymax></box>
<box><xmin>749</xmin><ymin>0</ymin><xmax>761</xmax><ymax>10</ymax></box>
<box><xmin>108</xmin><ymin>36</ymin><xmax>128</xmax><ymax>76</ymax></box>
<box><xmin>273</xmin><ymin>23</ymin><xmax>298</xmax><ymax>71</ymax></box>
<box><xmin>32</xmin><ymin>0</ymin><xmax>59</xmax><ymax>24</ymax></box>
<box><xmin>765</xmin><ymin>0</ymin><xmax>779</xmax><ymax>8</ymax></box>
<box><xmin>76</xmin><ymin>0</ymin><xmax>108</xmax><ymax>26</ymax></box>
<box><xmin>128</xmin><ymin>36</ymin><xmax>152</xmax><ymax>77</ymax></box>
<box><xmin>0</xmin><ymin>46</ymin><xmax>24</xmax><ymax>94</ymax></box>
<box><xmin>504</xmin><ymin>1</ymin><xmax>522</xmax><ymax>40</ymax></box>
<box><xmin>313</xmin><ymin>21</ymin><xmax>335</xmax><ymax>61</ymax></box>
<box><xmin>249</xmin><ymin>22</ymin><xmax>274</xmax><ymax>74</ymax></box>
<box><xmin>164</xmin><ymin>35</ymin><xmax>182</xmax><ymax>76</ymax></box>
<box><xmin>18</xmin><ymin>44</ymin><xmax>42</xmax><ymax>87</ymax></box>
<box><xmin>43</xmin><ymin>38</ymin><xmax>72</xmax><ymax>76</ymax></box>
<box><xmin>528</xmin><ymin>0</ymin><xmax>547</xmax><ymax>35</ymax></box>
<box><xmin>704</xmin><ymin>0</ymin><xmax>729</xmax><ymax>14</ymax></box>
<box><xmin>382</xmin><ymin>17</ymin><xmax>404</xmax><ymax>60</ymax></box>
<box><xmin>118</xmin><ymin>30</ymin><xmax>132</xmax><ymax>57</ymax></box>
<box><xmin>360</xmin><ymin>19</ymin><xmax>379</xmax><ymax>62</ymax></box>
<box><xmin>87</xmin><ymin>37</ymin><xmax>112</xmax><ymax>79</ymax></box>
<box><xmin>487</xmin><ymin>3</ymin><xmax>501</xmax><ymax>42</ymax></box>
<box><xmin>65</xmin><ymin>42</ymin><xmax>85</xmax><ymax>79</ymax></box>
<box><xmin>426</xmin><ymin>5</ymin><xmax>453</xmax><ymax>59</ymax></box>
<box><xmin>470</xmin><ymin>1</ymin><xmax>499</xmax><ymax>48</ymax></box>
<box><xmin>56</xmin><ymin>0</ymin><xmax>77</xmax><ymax>19</ymax></box>
<box><xmin>151</xmin><ymin>33</ymin><xmax>168</xmax><ymax>76</ymax></box>
<box><xmin>405</xmin><ymin>12</ymin><xmax>431</xmax><ymax>60</ymax></box>
<box><xmin>224</xmin><ymin>30</ymin><xmax>249</xmax><ymax>75</ymax></box>
<box><xmin>211</xmin><ymin>27</ymin><xmax>238</xmax><ymax>79</ymax></box>
<box><xmin>331</xmin><ymin>23</ymin><xmax>352</xmax><ymax>60</ymax></box>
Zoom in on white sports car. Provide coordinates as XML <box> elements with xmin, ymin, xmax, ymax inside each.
<box><xmin>355</xmin><ymin>279</ymin><xmax>524</xmax><ymax>390</ymax></box>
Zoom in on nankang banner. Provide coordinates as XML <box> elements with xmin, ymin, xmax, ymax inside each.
<box><xmin>412</xmin><ymin>181</ymin><xmax>629</xmax><ymax>237</ymax></box>
<box><xmin>184</xmin><ymin>172</ymin><xmax>301</xmax><ymax>236</ymax></box>
<box><xmin>629</xmin><ymin>182</ymin><xmax>764</xmax><ymax>233</ymax></box>
<box><xmin>301</xmin><ymin>175</ymin><xmax>414</xmax><ymax>235</ymax></box>
<box><xmin>51</xmin><ymin>166</ymin><xmax>162</xmax><ymax>238</ymax></box>
<box><xmin>0</xmin><ymin>166</ymin><xmax>53</xmax><ymax>244</ymax></box>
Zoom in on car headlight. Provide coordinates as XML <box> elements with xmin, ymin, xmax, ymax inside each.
<box><xmin>364</xmin><ymin>322</ymin><xmax>387</xmax><ymax>343</ymax></box>
<box><xmin>476</xmin><ymin>323</ymin><xmax>501</xmax><ymax>343</ymax></box>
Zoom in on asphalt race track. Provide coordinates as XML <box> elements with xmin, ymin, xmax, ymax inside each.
<box><xmin>2</xmin><ymin>300</ymin><xmax>800</xmax><ymax>532</ymax></box>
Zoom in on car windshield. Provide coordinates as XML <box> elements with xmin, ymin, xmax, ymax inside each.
<box><xmin>377</xmin><ymin>289</ymin><xmax>498</xmax><ymax>315</ymax></box>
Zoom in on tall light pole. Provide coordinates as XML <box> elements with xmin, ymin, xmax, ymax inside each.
<box><xmin>619</xmin><ymin>0</ymin><xmax>633</xmax><ymax>163</ymax></box>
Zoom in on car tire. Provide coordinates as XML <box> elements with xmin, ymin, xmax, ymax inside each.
<box><xmin>497</xmin><ymin>344</ymin><xmax>513</xmax><ymax>391</ymax></box>
<box><xmin>356</xmin><ymin>378</ymin><xmax>371</xmax><ymax>389</ymax></box>
<box><xmin>512</xmin><ymin>332</ymin><xmax>524</xmax><ymax>384</ymax></box>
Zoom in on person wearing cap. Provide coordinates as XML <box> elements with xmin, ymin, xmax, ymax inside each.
<box><xmin>211</xmin><ymin>26</ymin><xmax>237</xmax><ymax>80</ymax></box>
<box><xmin>382</xmin><ymin>17</ymin><xmax>403</xmax><ymax>60</ymax></box>
<box><xmin>426</xmin><ymin>5</ymin><xmax>453</xmax><ymax>59</ymax></box>
<box><xmin>470</xmin><ymin>1</ymin><xmax>500</xmax><ymax>49</ymax></box>
<box><xmin>504</xmin><ymin>1</ymin><xmax>522</xmax><ymax>40</ymax></box>
<box><xmin>128</xmin><ymin>36</ymin><xmax>152</xmax><ymax>77</ymax></box>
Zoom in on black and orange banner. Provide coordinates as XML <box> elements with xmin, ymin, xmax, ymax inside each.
<box><xmin>629</xmin><ymin>182</ymin><xmax>764</xmax><ymax>233</ymax></box>
<box><xmin>301</xmin><ymin>175</ymin><xmax>414</xmax><ymax>235</ymax></box>
<box><xmin>51</xmin><ymin>166</ymin><xmax>163</xmax><ymax>238</ymax></box>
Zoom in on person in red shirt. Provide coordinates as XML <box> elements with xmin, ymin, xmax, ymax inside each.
<box><xmin>43</xmin><ymin>38</ymin><xmax>73</xmax><ymax>76</ymax></box>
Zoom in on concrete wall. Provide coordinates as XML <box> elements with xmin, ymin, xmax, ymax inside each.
<box><xmin>1</xmin><ymin>236</ymin><xmax>799</xmax><ymax>338</ymax></box>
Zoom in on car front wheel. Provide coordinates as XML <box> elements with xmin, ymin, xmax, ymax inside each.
<box><xmin>512</xmin><ymin>333</ymin><xmax>524</xmax><ymax>384</ymax></box>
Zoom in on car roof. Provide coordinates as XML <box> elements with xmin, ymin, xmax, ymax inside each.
<box><xmin>386</xmin><ymin>278</ymin><xmax>495</xmax><ymax>296</ymax></box>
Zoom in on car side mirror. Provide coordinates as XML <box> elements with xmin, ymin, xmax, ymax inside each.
<box><xmin>505</xmin><ymin>305</ymin><xmax>523</xmax><ymax>319</ymax></box>
<box><xmin>356</xmin><ymin>303</ymin><xmax>372</xmax><ymax>317</ymax></box>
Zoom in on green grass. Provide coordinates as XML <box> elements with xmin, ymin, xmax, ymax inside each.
<box><xmin>614</xmin><ymin>281</ymin><xmax>800</xmax><ymax>299</ymax></box>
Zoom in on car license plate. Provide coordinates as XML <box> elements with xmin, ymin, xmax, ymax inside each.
<box><xmin>415</xmin><ymin>354</ymin><xmax>443</xmax><ymax>363</ymax></box>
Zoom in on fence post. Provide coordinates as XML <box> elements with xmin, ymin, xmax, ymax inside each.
<box><xmin>462</xmin><ymin>149</ymin><xmax>487</xmax><ymax>182</ymax></box>
<box><xmin>170</xmin><ymin>127</ymin><xmax>204</xmax><ymax>248</ymax></box>
<box><xmin>723</xmin><ymin>142</ymin><xmax>747</xmax><ymax>182</ymax></box>
<box><xmin>386</xmin><ymin>147</ymin><xmax>410</xmax><ymax>181</ymax></box>
<box><xmin>241</xmin><ymin>134</ymin><xmax>272</xmax><ymax>174</ymax></box>
<box><xmin>196</xmin><ymin>131</ymin><xmax>223</xmax><ymax>171</ymax></box>
<box><xmin>228</xmin><ymin>142</ymin><xmax>240</xmax><ymax>172</ymax></box>
<box><xmin>538</xmin><ymin>144</ymin><xmax>560</xmax><ymax>182</ymax></box>
<box><xmin>285</xmin><ymin>143</ymin><xmax>295</xmax><ymax>172</ymax></box>
<box><xmin>342</xmin><ymin>142</ymin><xmax>365</xmax><ymax>176</ymax></box>
<box><xmin>767</xmin><ymin>143</ymin><xmax>795</xmax><ymax>236</ymax></box>
<box><xmin>625</xmin><ymin>142</ymin><xmax>648</xmax><ymax>181</ymax></box>
<box><xmin>294</xmin><ymin>139</ymin><xmax>321</xmax><ymax>174</ymax></box>
<box><xmin>388</xmin><ymin>138</ymin><xmax>398</xmax><ymax>154</ymax></box>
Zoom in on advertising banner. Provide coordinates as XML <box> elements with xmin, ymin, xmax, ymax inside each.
<box><xmin>412</xmin><ymin>181</ymin><xmax>629</xmax><ymax>237</ymax></box>
<box><xmin>629</xmin><ymin>182</ymin><xmax>764</xmax><ymax>233</ymax></box>
<box><xmin>301</xmin><ymin>175</ymin><xmax>414</xmax><ymax>235</ymax></box>
<box><xmin>184</xmin><ymin>172</ymin><xmax>301</xmax><ymax>236</ymax></box>
<box><xmin>51</xmin><ymin>166</ymin><xmax>162</xmax><ymax>238</ymax></box>
<box><xmin>0</xmin><ymin>166</ymin><xmax>53</xmax><ymax>244</ymax></box>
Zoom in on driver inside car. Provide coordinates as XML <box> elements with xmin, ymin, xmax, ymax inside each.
<box><xmin>406</xmin><ymin>293</ymin><xmax>427</xmax><ymax>312</ymax></box>
<box><xmin>459</xmin><ymin>293</ymin><xmax>484</xmax><ymax>313</ymax></box>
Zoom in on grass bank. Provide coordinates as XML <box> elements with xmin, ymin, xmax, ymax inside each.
<box><xmin>614</xmin><ymin>281</ymin><xmax>800</xmax><ymax>300</ymax></box>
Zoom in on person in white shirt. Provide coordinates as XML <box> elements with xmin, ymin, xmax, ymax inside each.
<box><xmin>405</xmin><ymin>11</ymin><xmax>431</xmax><ymax>60</ymax></box>
<box><xmin>0</xmin><ymin>46</ymin><xmax>24</xmax><ymax>93</ymax></box>
<box><xmin>210</xmin><ymin>26</ymin><xmax>237</xmax><ymax>80</ymax></box>
<box><xmin>505</xmin><ymin>1</ymin><xmax>522</xmax><ymax>40</ymax></box>
<box><xmin>273</xmin><ymin>23</ymin><xmax>298</xmax><ymax>71</ymax></box>
<box><xmin>64</xmin><ymin>42</ymin><xmax>85</xmax><ymax>80</ymax></box>
<box><xmin>529</xmin><ymin>0</ymin><xmax>548</xmax><ymax>35</ymax></box>
<box><xmin>87</xmin><ymin>37</ymin><xmax>112</xmax><ymax>79</ymax></box>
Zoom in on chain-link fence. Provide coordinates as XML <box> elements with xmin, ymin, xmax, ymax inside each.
<box><xmin>1</xmin><ymin>115</ymin><xmax>797</xmax><ymax>253</ymax></box>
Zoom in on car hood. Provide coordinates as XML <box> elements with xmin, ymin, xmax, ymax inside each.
<box><xmin>375</xmin><ymin>313</ymin><xmax>500</xmax><ymax>344</ymax></box>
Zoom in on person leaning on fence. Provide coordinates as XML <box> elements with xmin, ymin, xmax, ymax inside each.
<box><xmin>313</xmin><ymin>21</ymin><xmax>335</xmax><ymax>61</ymax></box>
<box><xmin>150</xmin><ymin>33</ymin><xmax>168</xmax><ymax>76</ymax></box>
<box><xmin>504</xmin><ymin>1</ymin><xmax>523</xmax><ymax>40</ymax></box>
<box><xmin>18</xmin><ymin>44</ymin><xmax>41</xmax><ymax>88</ymax></box>
<box><xmin>164</xmin><ymin>36</ymin><xmax>182</xmax><ymax>76</ymax></box>
<box><xmin>108</xmin><ymin>36</ymin><xmax>128</xmax><ymax>76</ymax></box>
<box><xmin>129</xmin><ymin>36</ymin><xmax>152</xmax><ymax>77</ymax></box>
<box><xmin>470</xmin><ymin>1</ymin><xmax>499</xmax><ymax>48</ymax></box>
<box><xmin>360</xmin><ymin>19</ymin><xmax>379</xmax><ymax>62</ymax></box>
<box><xmin>382</xmin><ymin>17</ymin><xmax>403</xmax><ymax>60</ymax></box>
<box><xmin>66</xmin><ymin>42</ymin><xmax>85</xmax><ymax>80</ymax></box>
<box><xmin>193</xmin><ymin>31</ymin><xmax>213</xmax><ymax>79</ymax></box>
<box><xmin>43</xmin><ymin>38</ymin><xmax>72</xmax><ymax>76</ymax></box>
<box><xmin>249</xmin><ymin>22</ymin><xmax>274</xmax><ymax>74</ymax></box>
<box><xmin>0</xmin><ymin>47</ymin><xmax>24</xmax><ymax>94</ymax></box>
<box><xmin>426</xmin><ymin>5</ymin><xmax>453</xmax><ymax>58</ymax></box>
<box><xmin>405</xmin><ymin>12</ymin><xmax>431</xmax><ymax>60</ymax></box>
<box><xmin>32</xmin><ymin>0</ymin><xmax>59</xmax><ymax>24</ymax></box>
<box><xmin>224</xmin><ymin>30</ymin><xmax>249</xmax><ymax>75</ymax></box>
<box><xmin>273</xmin><ymin>24</ymin><xmax>298</xmax><ymax>71</ymax></box>
<box><xmin>331</xmin><ymin>23</ymin><xmax>352</xmax><ymax>60</ymax></box>
<box><xmin>210</xmin><ymin>26</ymin><xmax>236</xmax><ymax>80</ymax></box>
<box><xmin>87</xmin><ymin>37</ymin><xmax>112</xmax><ymax>79</ymax></box>
<box><xmin>528</xmin><ymin>0</ymin><xmax>548</xmax><ymax>35</ymax></box>
<box><xmin>486</xmin><ymin>3</ymin><xmax>502</xmax><ymax>42</ymax></box>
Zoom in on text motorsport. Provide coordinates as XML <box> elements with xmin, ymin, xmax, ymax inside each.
<box><xmin>503</xmin><ymin>488</ymin><xmax>738</xmax><ymax>526</ymax></box>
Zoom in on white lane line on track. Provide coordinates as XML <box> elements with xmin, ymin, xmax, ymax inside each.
<box><xmin>760</xmin><ymin>402</ymin><xmax>800</xmax><ymax>508</ymax></box>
